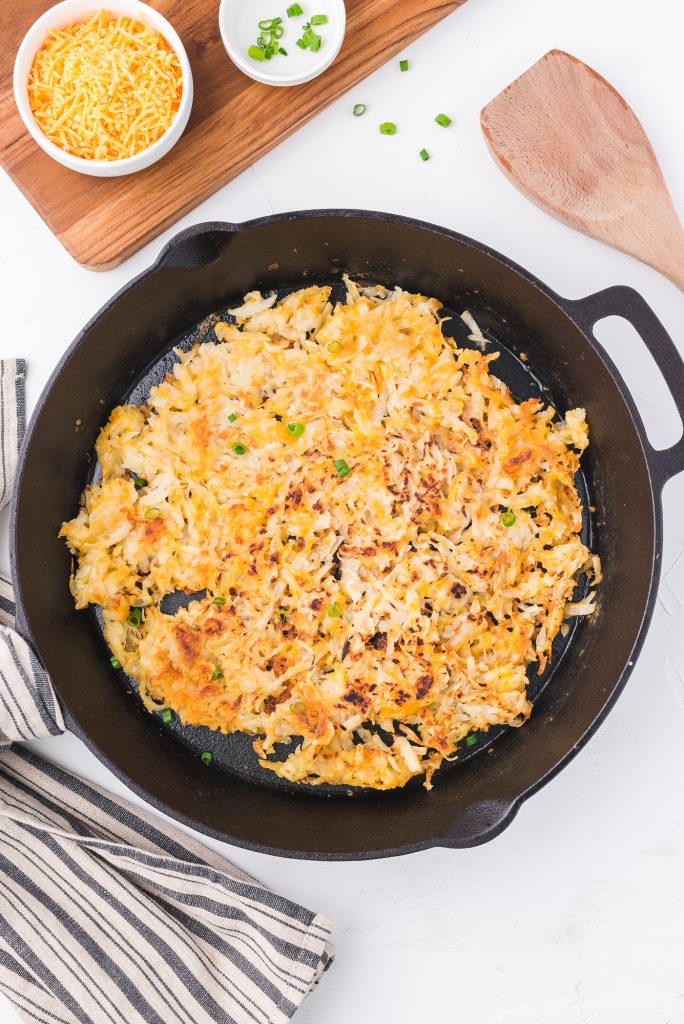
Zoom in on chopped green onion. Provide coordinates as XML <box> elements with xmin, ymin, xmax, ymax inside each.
<box><xmin>310</xmin><ymin>13</ymin><xmax>328</xmax><ymax>24</ymax></box>
<box><xmin>464</xmin><ymin>733</ymin><xmax>478</xmax><ymax>747</ymax></box>
<box><xmin>227</xmin><ymin>412</ymin><xmax>238</xmax><ymax>422</ymax></box>
<box><xmin>161</xmin><ymin>708</ymin><xmax>174</xmax><ymax>725</ymax></box>
<box><xmin>231</xmin><ymin>442</ymin><xmax>247</xmax><ymax>455</ymax></box>
<box><xmin>144</xmin><ymin>507</ymin><xmax>161</xmax><ymax>519</ymax></box>
<box><xmin>278</xmin><ymin>608</ymin><xmax>287</xmax><ymax>623</ymax></box>
<box><xmin>127</xmin><ymin>607</ymin><xmax>143</xmax><ymax>628</ymax></box>
<box><xmin>435</xmin><ymin>112</ymin><xmax>452</xmax><ymax>127</ymax></box>
<box><xmin>110</xmin><ymin>655</ymin><xmax>122</xmax><ymax>670</ymax></box>
<box><xmin>287</xmin><ymin>2</ymin><xmax>303</xmax><ymax>14</ymax></box>
<box><xmin>501</xmin><ymin>510</ymin><xmax>517</xmax><ymax>528</ymax></box>
<box><xmin>212</xmin><ymin>667</ymin><xmax>223</xmax><ymax>680</ymax></box>
<box><xmin>133</xmin><ymin>476</ymin><xmax>147</xmax><ymax>490</ymax></box>
<box><xmin>296</xmin><ymin>37</ymin><xmax>307</xmax><ymax>48</ymax></box>
<box><xmin>333</xmin><ymin>458</ymin><xmax>350</xmax><ymax>477</ymax></box>
<box><xmin>419</xmin><ymin>148</ymin><xmax>430</xmax><ymax>161</ymax></box>
<box><xmin>248</xmin><ymin>44</ymin><xmax>266</xmax><ymax>61</ymax></box>
<box><xmin>201</xmin><ymin>751</ymin><xmax>213</xmax><ymax>764</ymax></box>
<box><xmin>258</xmin><ymin>17</ymin><xmax>276</xmax><ymax>29</ymax></box>
<box><xmin>287</xmin><ymin>422</ymin><xmax>305</xmax><ymax>437</ymax></box>
<box><xmin>327</xmin><ymin>602</ymin><xmax>343</xmax><ymax>618</ymax></box>
<box><xmin>279</xmin><ymin>47</ymin><xmax>288</xmax><ymax>55</ymax></box>
<box><xmin>309</xmin><ymin>33</ymin><xmax>322</xmax><ymax>52</ymax></box>
<box><xmin>379</xmin><ymin>122</ymin><xmax>397</xmax><ymax>135</ymax></box>
<box><xmin>302</xmin><ymin>27</ymin><xmax>314</xmax><ymax>44</ymax></box>
<box><xmin>326</xmin><ymin>339</ymin><xmax>343</xmax><ymax>353</ymax></box>
<box><xmin>290</xmin><ymin>700</ymin><xmax>307</xmax><ymax>713</ymax></box>
<box><xmin>399</xmin><ymin>58</ymin><xmax>409</xmax><ymax>71</ymax></box>
<box><xmin>352</xmin><ymin>103</ymin><xmax>366</xmax><ymax>117</ymax></box>
<box><xmin>212</xmin><ymin>596</ymin><xmax>226</xmax><ymax>606</ymax></box>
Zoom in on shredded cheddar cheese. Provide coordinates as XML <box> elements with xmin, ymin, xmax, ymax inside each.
<box><xmin>27</xmin><ymin>10</ymin><xmax>183</xmax><ymax>161</ymax></box>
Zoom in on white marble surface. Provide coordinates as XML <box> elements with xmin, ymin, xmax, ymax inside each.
<box><xmin>2</xmin><ymin>0</ymin><xmax>684</xmax><ymax>1020</ymax></box>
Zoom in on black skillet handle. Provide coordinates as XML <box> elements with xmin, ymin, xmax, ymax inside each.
<box><xmin>155</xmin><ymin>222</ymin><xmax>238</xmax><ymax>271</ymax></box>
<box><xmin>563</xmin><ymin>285</ymin><xmax>684</xmax><ymax>491</ymax></box>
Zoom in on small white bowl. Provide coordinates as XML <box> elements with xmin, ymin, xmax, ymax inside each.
<box><xmin>13</xmin><ymin>0</ymin><xmax>193</xmax><ymax>177</ymax></box>
<box><xmin>219</xmin><ymin>0</ymin><xmax>345</xmax><ymax>88</ymax></box>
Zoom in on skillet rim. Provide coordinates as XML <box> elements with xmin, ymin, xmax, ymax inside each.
<box><xmin>9</xmin><ymin>209</ymin><xmax>668</xmax><ymax>859</ymax></box>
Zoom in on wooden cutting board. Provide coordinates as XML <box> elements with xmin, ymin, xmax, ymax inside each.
<box><xmin>0</xmin><ymin>0</ymin><xmax>466</xmax><ymax>270</ymax></box>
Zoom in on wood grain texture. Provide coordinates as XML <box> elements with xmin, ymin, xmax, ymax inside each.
<box><xmin>0</xmin><ymin>0</ymin><xmax>466</xmax><ymax>270</ymax></box>
<box><xmin>481</xmin><ymin>49</ymin><xmax>684</xmax><ymax>292</ymax></box>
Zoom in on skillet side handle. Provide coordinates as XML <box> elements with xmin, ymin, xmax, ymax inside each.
<box><xmin>564</xmin><ymin>285</ymin><xmax>684</xmax><ymax>491</ymax></box>
<box><xmin>435</xmin><ymin>799</ymin><xmax>520</xmax><ymax>849</ymax></box>
<box><xmin>154</xmin><ymin>222</ymin><xmax>238</xmax><ymax>271</ymax></box>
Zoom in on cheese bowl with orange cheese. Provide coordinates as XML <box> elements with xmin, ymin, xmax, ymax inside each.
<box><xmin>13</xmin><ymin>0</ymin><xmax>193</xmax><ymax>177</ymax></box>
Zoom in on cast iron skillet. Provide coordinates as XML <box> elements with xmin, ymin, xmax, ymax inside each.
<box><xmin>11</xmin><ymin>211</ymin><xmax>684</xmax><ymax>859</ymax></box>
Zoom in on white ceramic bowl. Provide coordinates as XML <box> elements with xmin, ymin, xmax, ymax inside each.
<box><xmin>219</xmin><ymin>0</ymin><xmax>345</xmax><ymax>88</ymax></box>
<box><xmin>13</xmin><ymin>0</ymin><xmax>193</xmax><ymax>177</ymax></box>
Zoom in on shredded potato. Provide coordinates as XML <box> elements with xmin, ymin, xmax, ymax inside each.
<box><xmin>27</xmin><ymin>10</ymin><xmax>182</xmax><ymax>161</ymax></box>
<box><xmin>60</xmin><ymin>281</ymin><xmax>600</xmax><ymax>790</ymax></box>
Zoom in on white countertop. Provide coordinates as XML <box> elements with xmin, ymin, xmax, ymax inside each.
<box><xmin>2</xmin><ymin>0</ymin><xmax>684</xmax><ymax>1020</ymax></box>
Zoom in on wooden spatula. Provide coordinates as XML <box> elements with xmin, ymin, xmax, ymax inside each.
<box><xmin>480</xmin><ymin>49</ymin><xmax>684</xmax><ymax>291</ymax></box>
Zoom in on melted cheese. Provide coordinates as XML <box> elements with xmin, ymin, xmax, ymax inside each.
<box><xmin>27</xmin><ymin>10</ymin><xmax>182</xmax><ymax>161</ymax></box>
<box><xmin>60</xmin><ymin>281</ymin><xmax>600</xmax><ymax>790</ymax></box>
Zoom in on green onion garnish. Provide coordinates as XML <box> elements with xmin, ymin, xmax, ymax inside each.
<box><xmin>352</xmin><ymin>103</ymin><xmax>366</xmax><ymax>117</ymax></box>
<box><xmin>309</xmin><ymin>32</ymin><xmax>322</xmax><ymax>51</ymax></box>
<box><xmin>201</xmin><ymin>751</ymin><xmax>213</xmax><ymax>764</ymax></box>
<box><xmin>144</xmin><ymin>507</ymin><xmax>161</xmax><ymax>519</ymax></box>
<box><xmin>290</xmin><ymin>700</ymin><xmax>307</xmax><ymax>713</ymax></box>
<box><xmin>279</xmin><ymin>47</ymin><xmax>288</xmax><ymax>55</ymax></box>
<box><xmin>379</xmin><ymin>122</ymin><xmax>397</xmax><ymax>135</ymax></box>
<box><xmin>501</xmin><ymin>511</ymin><xmax>517</xmax><ymax>527</ymax></box>
<box><xmin>231</xmin><ymin>442</ymin><xmax>247</xmax><ymax>455</ymax></box>
<box><xmin>419</xmin><ymin>148</ymin><xmax>430</xmax><ymax>161</ymax></box>
<box><xmin>127</xmin><ymin>607</ymin><xmax>143</xmax><ymax>628</ymax></box>
<box><xmin>327</xmin><ymin>602</ymin><xmax>342</xmax><ymax>618</ymax></box>
<box><xmin>248</xmin><ymin>44</ymin><xmax>266</xmax><ymax>61</ymax></box>
<box><xmin>296</xmin><ymin>37</ymin><xmax>307</xmax><ymax>48</ymax></box>
<box><xmin>161</xmin><ymin>708</ymin><xmax>174</xmax><ymax>725</ymax></box>
<box><xmin>212</xmin><ymin>596</ymin><xmax>226</xmax><ymax>606</ymax></box>
<box><xmin>278</xmin><ymin>608</ymin><xmax>287</xmax><ymax>623</ymax></box>
<box><xmin>327</xmin><ymin>339</ymin><xmax>343</xmax><ymax>353</ymax></box>
<box><xmin>227</xmin><ymin>412</ymin><xmax>238</xmax><ymax>422</ymax></box>
<box><xmin>287</xmin><ymin>422</ymin><xmax>305</xmax><ymax>437</ymax></box>
<box><xmin>399</xmin><ymin>59</ymin><xmax>409</xmax><ymax>71</ymax></box>
<box><xmin>310</xmin><ymin>13</ymin><xmax>328</xmax><ymax>24</ymax></box>
<box><xmin>212</xmin><ymin>667</ymin><xmax>223</xmax><ymax>680</ymax></box>
<box><xmin>110</xmin><ymin>655</ymin><xmax>122</xmax><ymax>670</ymax></box>
<box><xmin>464</xmin><ymin>733</ymin><xmax>478</xmax><ymax>747</ymax></box>
<box><xmin>287</xmin><ymin>2</ymin><xmax>303</xmax><ymax>14</ymax></box>
<box><xmin>333</xmin><ymin>458</ymin><xmax>350</xmax><ymax>477</ymax></box>
<box><xmin>435</xmin><ymin>112</ymin><xmax>452</xmax><ymax>127</ymax></box>
<box><xmin>133</xmin><ymin>477</ymin><xmax>147</xmax><ymax>490</ymax></box>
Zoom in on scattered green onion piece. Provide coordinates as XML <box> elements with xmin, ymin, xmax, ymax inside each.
<box><xmin>212</xmin><ymin>596</ymin><xmax>226</xmax><ymax>606</ymax></box>
<box><xmin>279</xmin><ymin>47</ymin><xmax>288</xmax><ymax>55</ymax></box>
<box><xmin>201</xmin><ymin>751</ymin><xmax>213</xmax><ymax>764</ymax></box>
<box><xmin>161</xmin><ymin>708</ymin><xmax>174</xmax><ymax>725</ymax></box>
<box><xmin>127</xmin><ymin>607</ymin><xmax>143</xmax><ymax>628</ymax></box>
<box><xmin>227</xmin><ymin>412</ymin><xmax>238</xmax><ymax>422</ymax></box>
<box><xmin>327</xmin><ymin>339</ymin><xmax>343</xmax><ymax>352</ymax></box>
<box><xmin>435</xmin><ymin>112</ymin><xmax>452</xmax><ymax>127</ymax></box>
<box><xmin>352</xmin><ymin>103</ymin><xmax>366</xmax><ymax>117</ymax></box>
<box><xmin>290</xmin><ymin>700</ymin><xmax>307</xmax><ymax>713</ymax></box>
<box><xmin>278</xmin><ymin>608</ymin><xmax>287</xmax><ymax>623</ymax></box>
<box><xmin>464</xmin><ymin>733</ymin><xmax>478</xmax><ymax>747</ymax></box>
<box><xmin>248</xmin><ymin>44</ymin><xmax>266</xmax><ymax>61</ymax></box>
<box><xmin>310</xmin><ymin>13</ymin><xmax>328</xmax><ymax>24</ymax></box>
<box><xmin>258</xmin><ymin>18</ymin><xmax>275</xmax><ymax>29</ymax></box>
<box><xmin>296</xmin><ymin>37</ymin><xmax>307</xmax><ymax>48</ymax></box>
<box><xmin>327</xmin><ymin>602</ymin><xmax>343</xmax><ymax>618</ymax></box>
<box><xmin>212</xmin><ymin>667</ymin><xmax>223</xmax><ymax>680</ymax></box>
<box><xmin>501</xmin><ymin>510</ymin><xmax>517</xmax><ymax>528</ymax></box>
<box><xmin>287</xmin><ymin>422</ymin><xmax>305</xmax><ymax>437</ymax></box>
<box><xmin>309</xmin><ymin>33</ymin><xmax>322</xmax><ymax>52</ymax></box>
<box><xmin>110</xmin><ymin>655</ymin><xmax>122</xmax><ymax>670</ymax></box>
<box><xmin>287</xmin><ymin>2</ymin><xmax>303</xmax><ymax>15</ymax></box>
<box><xmin>144</xmin><ymin>507</ymin><xmax>161</xmax><ymax>519</ymax></box>
<box><xmin>133</xmin><ymin>476</ymin><xmax>147</xmax><ymax>490</ymax></box>
<box><xmin>302</xmin><ymin>27</ymin><xmax>314</xmax><ymax>44</ymax></box>
<box><xmin>333</xmin><ymin>458</ymin><xmax>350</xmax><ymax>477</ymax></box>
<box><xmin>419</xmin><ymin>148</ymin><xmax>430</xmax><ymax>161</ymax></box>
<box><xmin>399</xmin><ymin>58</ymin><xmax>409</xmax><ymax>71</ymax></box>
<box><xmin>379</xmin><ymin>121</ymin><xmax>397</xmax><ymax>135</ymax></box>
<box><xmin>231</xmin><ymin>442</ymin><xmax>247</xmax><ymax>455</ymax></box>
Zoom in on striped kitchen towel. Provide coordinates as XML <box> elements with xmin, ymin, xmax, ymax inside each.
<box><xmin>0</xmin><ymin>359</ymin><xmax>334</xmax><ymax>1024</ymax></box>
